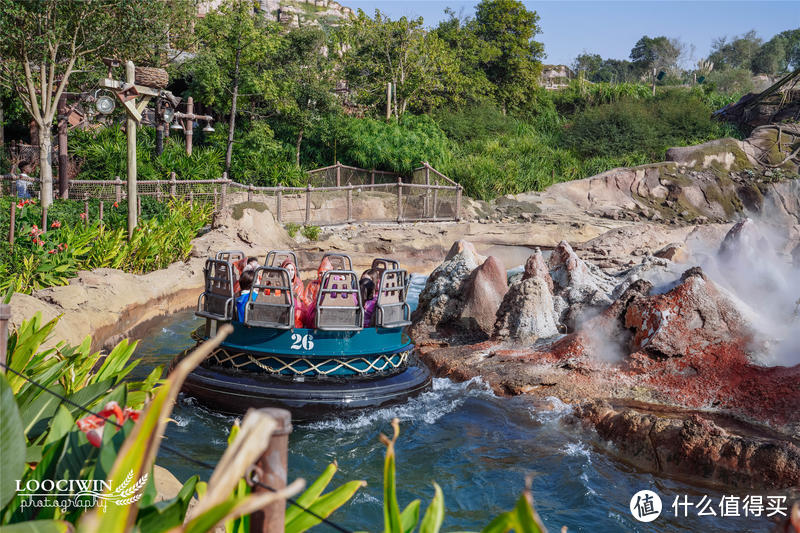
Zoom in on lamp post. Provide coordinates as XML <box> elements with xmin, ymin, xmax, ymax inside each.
<box><xmin>172</xmin><ymin>96</ymin><xmax>214</xmax><ymax>156</ymax></box>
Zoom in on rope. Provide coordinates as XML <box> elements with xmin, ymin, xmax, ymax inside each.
<box><xmin>0</xmin><ymin>362</ymin><xmax>353</xmax><ymax>533</ymax></box>
<box><xmin>209</xmin><ymin>347</ymin><xmax>409</xmax><ymax>376</ymax></box>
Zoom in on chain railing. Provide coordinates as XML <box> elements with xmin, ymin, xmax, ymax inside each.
<box><xmin>1</xmin><ymin>162</ymin><xmax>462</xmax><ymax>225</ymax></box>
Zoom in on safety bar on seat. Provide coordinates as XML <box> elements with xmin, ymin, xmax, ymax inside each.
<box><xmin>371</xmin><ymin>258</ymin><xmax>399</xmax><ymax>272</ymax></box>
<box><xmin>244</xmin><ymin>267</ymin><xmax>295</xmax><ymax>329</ymax></box>
<box><xmin>375</xmin><ymin>269</ymin><xmax>411</xmax><ymax>328</ymax></box>
<box><xmin>265</xmin><ymin>250</ymin><xmax>299</xmax><ymax>269</ymax></box>
<box><xmin>197</xmin><ymin>259</ymin><xmax>236</xmax><ymax>321</ymax></box>
<box><xmin>215</xmin><ymin>250</ymin><xmax>245</xmax><ymax>265</ymax></box>
<box><xmin>321</xmin><ymin>253</ymin><xmax>352</xmax><ymax>272</ymax></box>
<box><xmin>314</xmin><ymin>270</ymin><xmax>363</xmax><ymax>331</ymax></box>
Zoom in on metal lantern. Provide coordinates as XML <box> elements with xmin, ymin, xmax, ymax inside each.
<box><xmin>170</xmin><ymin>120</ymin><xmax>183</xmax><ymax>131</ymax></box>
<box><xmin>202</xmin><ymin>121</ymin><xmax>215</xmax><ymax>133</ymax></box>
<box><xmin>95</xmin><ymin>94</ymin><xmax>116</xmax><ymax>115</ymax></box>
<box><xmin>162</xmin><ymin>107</ymin><xmax>175</xmax><ymax>123</ymax></box>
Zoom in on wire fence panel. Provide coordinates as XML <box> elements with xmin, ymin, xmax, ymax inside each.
<box><xmin>1</xmin><ymin>162</ymin><xmax>461</xmax><ymax>225</ymax></box>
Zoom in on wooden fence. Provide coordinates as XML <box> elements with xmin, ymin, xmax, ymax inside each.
<box><xmin>0</xmin><ymin>162</ymin><xmax>462</xmax><ymax>225</ymax></box>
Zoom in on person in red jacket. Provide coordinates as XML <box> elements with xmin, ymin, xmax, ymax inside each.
<box><xmin>280</xmin><ymin>258</ymin><xmax>306</xmax><ymax>328</ymax></box>
<box><xmin>303</xmin><ymin>257</ymin><xmax>334</xmax><ymax>328</ymax></box>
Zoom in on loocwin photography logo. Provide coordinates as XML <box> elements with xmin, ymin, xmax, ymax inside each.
<box><xmin>16</xmin><ymin>470</ymin><xmax>148</xmax><ymax>511</ymax></box>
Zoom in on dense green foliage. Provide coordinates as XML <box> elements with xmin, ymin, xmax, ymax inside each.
<box><xmin>0</xmin><ymin>198</ymin><xmax>212</xmax><ymax>294</ymax></box>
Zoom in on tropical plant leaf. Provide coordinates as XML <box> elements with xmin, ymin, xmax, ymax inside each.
<box><xmin>0</xmin><ymin>520</ymin><xmax>74</xmax><ymax>533</ymax></box>
<box><xmin>419</xmin><ymin>484</ymin><xmax>444</xmax><ymax>533</ymax></box>
<box><xmin>0</xmin><ymin>373</ymin><xmax>26</xmax><ymax>509</ymax></box>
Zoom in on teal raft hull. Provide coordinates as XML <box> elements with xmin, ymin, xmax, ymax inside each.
<box><xmin>180</xmin><ymin>322</ymin><xmax>432</xmax><ymax>418</ymax></box>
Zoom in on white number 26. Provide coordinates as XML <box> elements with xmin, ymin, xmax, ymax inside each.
<box><xmin>290</xmin><ymin>333</ymin><xmax>314</xmax><ymax>350</ymax></box>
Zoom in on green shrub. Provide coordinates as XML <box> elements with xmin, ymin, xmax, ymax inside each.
<box><xmin>301</xmin><ymin>225</ymin><xmax>320</xmax><ymax>240</ymax></box>
<box><xmin>284</xmin><ymin>222</ymin><xmax>301</xmax><ymax>237</ymax></box>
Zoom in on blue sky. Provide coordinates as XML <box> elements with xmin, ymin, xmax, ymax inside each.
<box><xmin>344</xmin><ymin>1</ymin><xmax>799</xmax><ymax>68</ymax></box>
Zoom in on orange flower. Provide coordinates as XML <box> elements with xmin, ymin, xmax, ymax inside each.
<box><xmin>51</xmin><ymin>220</ymin><xmax>61</xmax><ymax>228</ymax></box>
<box><xmin>76</xmin><ymin>401</ymin><xmax>140</xmax><ymax>447</ymax></box>
<box><xmin>113</xmin><ymin>201</ymin><xmax>119</xmax><ymax>208</ymax></box>
<box><xmin>79</xmin><ymin>212</ymin><xmax>87</xmax><ymax>220</ymax></box>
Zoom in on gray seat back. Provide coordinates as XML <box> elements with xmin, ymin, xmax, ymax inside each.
<box><xmin>321</xmin><ymin>253</ymin><xmax>352</xmax><ymax>272</ymax></box>
<box><xmin>371</xmin><ymin>258</ymin><xmax>399</xmax><ymax>272</ymax></box>
<box><xmin>375</xmin><ymin>269</ymin><xmax>411</xmax><ymax>328</ymax></box>
<box><xmin>315</xmin><ymin>270</ymin><xmax>363</xmax><ymax>331</ymax></box>
<box><xmin>197</xmin><ymin>258</ymin><xmax>236</xmax><ymax>320</ymax></box>
<box><xmin>244</xmin><ymin>267</ymin><xmax>294</xmax><ymax>329</ymax></box>
<box><xmin>265</xmin><ymin>250</ymin><xmax>299</xmax><ymax>269</ymax></box>
<box><xmin>216</xmin><ymin>250</ymin><xmax>245</xmax><ymax>264</ymax></box>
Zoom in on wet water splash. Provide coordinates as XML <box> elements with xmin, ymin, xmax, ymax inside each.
<box><xmin>134</xmin><ymin>310</ymin><xmax>777</xmax><ymax>533</ymax></box>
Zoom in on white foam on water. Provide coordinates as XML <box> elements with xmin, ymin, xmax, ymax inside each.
<box><xmin>562</xmin><ymin>441</ymin><xmax>593</xmax><ymax>462</ymax></box>
<box><xmin>303</xmin><ymin>377</ymin><xmax>495</xmax><ymax>431</ymax></box>
<box><xmin>171</xmin><ymin>415</ymin><xmax>190</xmax><ymax>427</ymax></box>
<box><xmin>528</xmin><ymin>396</ymin><xmax>573</xmax><ymax>423</ymax></box>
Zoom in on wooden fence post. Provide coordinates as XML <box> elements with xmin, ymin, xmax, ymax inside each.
<box><xmin>424</xmin><ymin>163</ymin><xmax>431</xmax><ymax>218</ymax></box>
<box><xmin>249</xmin><ymin>408</ymin><xmax>292</xmax><ymax>533</ymax></box>
<box><xmin>305</xmin><ymin>184</ymin><xmax>311</xmax><ymax>225</ymax></box>
<box><xmin>41</xmin><ymin>205</ymin><xmax>48</xmax><ymax>233</ymax></box>
<box><xmin>221</xmin><ymin>179</ymin><xmax>228</xmax><ymax>209</ymax></box>
<box><xmin>170</xmin><ymin>172</ymin><xmax>177</xmax><ymax>199</ymax></box>
<box><xmin>0</xmin><ymin>304</ymin><xmax>10</xmax><ymax>374</ymax></box>
<box><xmin>371</xmin><ymin>169</ymin><xmax>375</xmax><ymax>185</ymax></box>
<box><xmin>335</xmin><ymin>161</ymin><xmax>341</xmax><ymax>187</ymax></box>
<box><xmin>137</xmin><ymin>195</ymin><xmax>141</xmax><ymax>218</ymax></box>
<box><xmin>99</xmin><ymin>201</ymin><xmax>104</xmax><ymax>224</ymax></box>
<box><xmin>455</xmin><ymin>185</ymin><xmax>462</xmax><ymax>221</ymax></box>
<box><xmin>189</xmin><ymin>190</ymin><xmax>194</xmax><ymax>204</ymax></box>
<box><xmin>396</xmin><ymin>177</ymin><xmax>403</xmax><ymax>223</ymax></box>
<box><xmin>346</xmin><ymin>186</ymin><xmax>352</xmax><ymax>223</ymax></box>
<box><xmin>277</xmin><ymin>184</ymin><xmax>283</xmax><ymax>223</ymax></box>
<box><xmin>248</xmin><ymin>184</ymin><xmax>254</xmax><ymax>202</ymax></box>
<box><xmin>433</xmin><ymin>189</ymin><xmax>438</xmax><ymax>219</ymax></box>
<box><xmin>84</xmin><ymin>198</ymin><xmax>89</xmax><ymax>226</ymax></box>
<box><xmin>8</xmin><ymin>203</ymin><xmax>15</xmax><ymax>246</ymax></box>
<box><xmin>115</xmin><ymin>176</ymin><xmax>122</xmax><ymax>203</ymax></box>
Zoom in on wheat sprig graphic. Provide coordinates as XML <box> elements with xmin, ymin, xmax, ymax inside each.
<box><xmin>113</xmin><ymin>470</ymin><xmax>135</xmax><ymax>495</ymax></box>
<box><xmin>117</xmin><ymin>473</ymin><xmax>148</xmax><ymax>498</ymax></box>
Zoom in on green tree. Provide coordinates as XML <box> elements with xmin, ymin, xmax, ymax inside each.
<box><xmin>432</xmin><ymin>8</ymin><xmax>498</xmax><ymax>108</ymax></box>
<box><xmin>630</xmin><ymin>35</ymin><xmax>682</xmax><ymax>76</ymax></box>
<box><xmin>341</xmin><ymin>10</ymin><xmax>460</xmax><ymax>118</ymax></box>
<box><xmin>752</xmin><ymin>28</ymin><xmax>800</xmax><ymax>74</ymax></box>
<box><xmin>276</xmin><ymin>27</ymin><xmax>337</xmax><ymax>166</ymax></box>
<box><xmin>708</xmin><ymin>30</ymin><xmax>762</xmax><ymax>71</ymax></box>
<box><xmin>572</xmin><ymin>53</ymin><xmax>603</xmax><ymax>77</ymax></box>
<box><xmin>182</xmin><ymin>0</ymin><xmax>282</xmax><ymax>178</ymax></box>
<box><xmin>0</xmin><ymin>0</ymin><xmax>194</xmax><ymax>207</ymax></box>
<box><xmin>472</xmin><ymin>0</ymin><xmax>545</xmax><ymax>113</ymax></box>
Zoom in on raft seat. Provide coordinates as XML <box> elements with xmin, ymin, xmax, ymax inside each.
<box><xmin>315</xmin><ymin>270</ymin><xmax>363</xmax><ymax>331</ymax></box>
<box><xmin>375</xmin><ymin>269</ymin><xmax>411</xmax><ymax>328</ymax></box>
<box><xmin>215</xmin><ymin>250</ymin><xmax>245</xmax><ymax>265</ymax></box>
<box><xmin>244</xmin><ymin>267</ymin><xmax>294</xmax><ymax>329</ymax></box>
<box><xmin>197</xmin><ymin>258</ymin><xmax>236</xmax><ymax>321</ymax></box>
<box><xmin>322</xmin><ymin>253</ymin><xmax>352</xmax><ymax>272</ymax></box>
<box><xmin>265</xmin><ymin>250</ymin><xmax>298</xmax><ymax>268</ymax></box>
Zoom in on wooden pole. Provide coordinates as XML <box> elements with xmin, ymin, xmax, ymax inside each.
<box><xmin>424</xmin><ymin>164</ymin><xmax>430</xmax><ymax>218</ymax></box>
<box><xmin>304</xmin><ymin>184</ymin><xmax>311</xmax><ymax>225</ymax></box>
<box><xmin>456</xmin><ymin>185</ymin><xmax>462</xmax><ymax>221</ymax></box>
<box><xmin>137</xmin><ymin>195</ymin><xmax>141</xmax><ymax>218</ymax></box>
<box><xmin>84</xmin><ymin>199</ymin><xmax>89</xmax><ymax>226</ymax></box>
<box><xmin>277</xmin><ymin>184</ymin><xmax>283</xmax><ymax>223</ymax></box>
<box><xmin>170</xmin><ymin>172</ymin><xmax>177</xmax><ymax>199</ymax></box>
<box><xmin>652</xmin><ymin>68</ymin><xmax>657</xmax><ymax>97</ymax></box>
<box><xmin>8</xmin><ymin>203</ymin><xmax>15</xmax><ymax>246</ymax></box>
<box><xmin>0</xmin><ymin>304</ymin><xmax>10</xmax><ymax>375</ymax></box>
<box><xmin>221</xmin><ymin>179</ymin><xmax>227</xmax><ymax>209</ymax></box>
<box><xmin>248</xmin><ymin>184</ymin><xmax>254</xmax><ymax>202</ymax></box>
<box><xmin>99</xmin><ymin>201</ymin><xmax>104</xmax><ymax>224</ymax></box>
<box><xmin>126</xmin><ymin>61</ymin><xmax>138</xmax><ymax>239</ymax></box>
<box><xmin>335</xmin><ymin>161</ymin><xmax>341</xmax><ymax>187</ymax></box>
<box><xmin>346</xmin><ymin>187</ymin><xmax>352</xmax><ymax>223</ymax></box>
<box><xmin>57</xmin><ymin>95</ymin><xmax>69</xmax><ymax>199</ymax></box>
<box><xmin>249</xmin><ymin>408</ymin><xmax>292</xmax><ymax>533</ymax></box>
<box><xmin>371</xmin><ymin>169</ymin><xmax>375</xmax><ymax>185</ymax></box>
<box><xmin>433</xmin><ymin>189</ymin><xmax>438</xmax><ymax>219</ymax></box>
<box><xmin>396</xmin><ymin>177</ymin><xmax>402</xmax><ymax>223</ymax></box>
<box><xmin>185</xmin><ymin>96</ymin><xmax>194</xmax><ymax>156</ymax></box>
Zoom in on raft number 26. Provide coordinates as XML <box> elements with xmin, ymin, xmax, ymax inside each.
<box><xmin>290</xmin><ymin>333</ymin><xmax>314</xmax><ymax>350</ymax></box>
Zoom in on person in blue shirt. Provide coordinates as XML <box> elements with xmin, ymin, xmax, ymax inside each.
<box><xmin>236</xmin><ymin>269</ymin><xmax>255</xmax><ymax>321</ymax></box>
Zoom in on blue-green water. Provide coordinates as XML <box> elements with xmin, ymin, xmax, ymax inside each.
<box><xmin>133</xmin><ymin>309</ymin><xmax>784</xmax><ymax>533</ymax></box>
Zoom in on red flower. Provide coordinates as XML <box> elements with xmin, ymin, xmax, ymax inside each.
<box><xmin>51</xmin><ymin>220</ymin><xmax>61</xmax><ymax>228</ymax></box>
<box><xmin>79</xmin><ymin>212</ymin><xmax>87</xmax><ymax>220</ymax></box>
<box><xmin>113</xmin><ymin>201</ymin><xmax>119</xmax><ymax>208</ymax></box>
<box><xmin>47</xmin><ymin>249</ymin><xmax>56</xmax><ymax>254</ymax></box>
<box><xmin>16</xmin><ymin>202</ymin><xmax>24</xmax><ymax>209</ymax></box>
<box><xmin>76</xmin><ymin>401</ymin><xmax>140</xmax><ymax>448</ymax></box>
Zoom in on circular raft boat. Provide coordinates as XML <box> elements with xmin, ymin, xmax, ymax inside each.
<box><xmin>178</xmin><ymin>250</ymin><xmax>432</xmax><ymax>419</ymax></box>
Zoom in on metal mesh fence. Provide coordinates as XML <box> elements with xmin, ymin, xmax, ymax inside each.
<box><xmin>1</xmin><ymin>162</ymin><xmax>461</xmax><ymax>225</ymax></box>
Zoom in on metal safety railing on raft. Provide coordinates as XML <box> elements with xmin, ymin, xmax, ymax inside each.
<box><xmin>0</xmin><ymin>161</ymin><xmax>463</xmax><ymax>226</ymax></box>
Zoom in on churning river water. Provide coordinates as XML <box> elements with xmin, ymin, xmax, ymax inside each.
<box><xmin>129</xmin><ymin>275</ymin><xmax>782</xmax><ymax>532</ymax></box>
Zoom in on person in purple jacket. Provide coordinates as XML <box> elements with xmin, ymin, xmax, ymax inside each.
<box><xmin>360</xmin><ymin>277</ymin><xmax>376</xmax><ymax>327</ymax></box>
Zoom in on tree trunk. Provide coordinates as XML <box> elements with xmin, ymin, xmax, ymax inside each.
<box><xmin>38</xmin><ymin>123</ymin><xmax>53</xmax><ymax>208</ymax></box>
<box><xmin>295</xmin><ymin>126</ymin><xmax>304</xmax><ymax>168</ymax></box>
<box><xmin>0</xmin><ymin>99</ymin><xmax>4</xmax><ymax>148</ymax></box>
<box><xmin>224</xmin><ymin>46</ymin><xmax>242</xmax><ymax>179</ymax></box>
